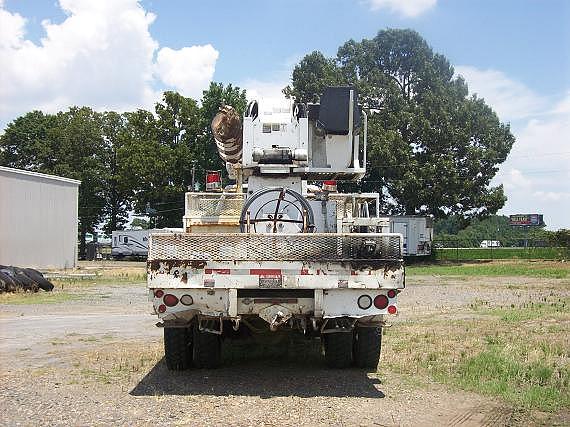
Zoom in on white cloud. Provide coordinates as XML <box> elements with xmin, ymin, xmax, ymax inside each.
<box><xmin>155</xmin><ymin>45</ymin><xmax>219</xmax><ymax>99</ymax></box>
<box><xmin>0</xmin><ymin>1</ymin><xmax>26</xmax><ymax>49</ymax></box>
<box><xmin>533</xmin><ymin>191</ymin><xmax>570</xmax><ymax>202</ymax></box>
<box><xmin>489</xmin><ymin>91</ymin><xmax>570</xmax><ymax>229</ymax></box>
<box><xmin>366</xmin><ymin>0</ymin><xmax>436</xmax><ymax>17</ymax></box>
<box><xmin>242</xmin><ymin>79</ymin><xmax>289</xmax><ymax>103</ymax></box>
<box><xmin>0</xmin><ymin>0</ymin><xmax>219</xmax><ymax>128</ymax></box>
<box><xmin>455</xmin><ymin>65</ymin><xmax>548</xmax><ymax>121</ymax></box>
<box><xmin>456</xmin><ymin>64</ymin><xmax>570</xmax><ymax>228</ymax></box>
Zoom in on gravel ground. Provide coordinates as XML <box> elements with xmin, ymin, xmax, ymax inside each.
<box><xmin>0</xmin><ymin>272</ymin><xmax>568</xmax><ymax>426</ymax></box>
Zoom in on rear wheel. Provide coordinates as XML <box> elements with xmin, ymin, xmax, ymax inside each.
<box><xmin>193</xmin><ymin>325</ymin><xmax>222</xmax><ymax>368</ymax></box>
<box><xmin>324</xmin><ymin>332</ymin><xmax>353</xmax><ymax>368</ymax></box>
<box><xmin>164</xmin><ymin>327</ymin><xmax>192</xmax><ymax>371</ymax></box>
<box><xmin>354</xmin><ymin>326</ymin><xmax>382</xmax><ymax>369</ymax></box>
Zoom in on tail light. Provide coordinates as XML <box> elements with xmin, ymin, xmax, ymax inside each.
<box><xmin>357</xmin><ymin>295</ymin><xmax>372</xmax><ymax>310</ymax></box>
<box><xmin>387</xmin><ymin>289</ymin><xmax>397</xmax><ymax>298</ymax></box>
<box><xmin>158</xmin><ymin>304</ymin><xmax>166</xmax><ymax>313</ymax></box>
<box><xmin>388</xmin><ymin>305</ymin><xmax>397</xmax><ymax>314</ymax></box>
<box><xmin>163</xmin><ymin>294</ymin><xmax>179</xmax><ymax>307</ymax></box>
<box><xmin>206</xmin><ymin>170</ymin><xmax>222</xmax><ymax>191</ymax></box>
<box><xmin>180</xmin><ymin>294</ymin><xmax>193</xmax><ymax>306</ymax></box>
<box><xmin>322</xmin><ymin>180</ymin><xmax>337</xmax><ymax>192</ymax></box>
<box><xmin>154</xmin><ymin>289</ymin><xmax>164</xmax><ymax>298</ymax></box>
<box><xmin>374</xmin><ymin>295</ymin><xmax>389</xmax><ymax>309</ymax></box>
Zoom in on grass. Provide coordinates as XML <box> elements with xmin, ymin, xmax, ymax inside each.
<box><xmin>382</xmin><ymin>296</ymin><xmax>570</xmax><ymax>412</ymax></box>
<box><xmin>50</xmin><ymin>271</ymin><xmax>147</xmax><ymax>289</ymax></box>
<box><xmin>406</xmin><ymin>262</ymin><xmax>569</xmax><ymax>279</ymax></box>
<box><xmin>434</xmin><ymin>247</ymin><xmax>569</xmax><ymax>261</ymax></box>
<box><xmin>78</xmin><ymin>343</ymin><xmax>162</xmax><ymax>384</ymax></box>
<box><xmin>0</xmin><ymin>267</ymin><xmax>147</xmax><ymax>305</ymax></box>
<box><xmin>0</xmin><ymin>290</ymin><xmax>79</xmax><ymax>305</ymax></box>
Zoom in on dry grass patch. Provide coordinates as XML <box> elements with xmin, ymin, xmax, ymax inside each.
<box><xmin>74</xmin><ymin>342</ymin><xmax>163</xmax><ymax>384</ymax></box>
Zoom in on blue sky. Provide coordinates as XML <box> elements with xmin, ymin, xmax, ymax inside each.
<box><xmin>1</xmin><ymin>0</ymin><xmax>569</xmax><ymax>228</ymax></box>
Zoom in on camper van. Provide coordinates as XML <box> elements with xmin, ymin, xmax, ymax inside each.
<box><xmin>112</xmin><ymin>228</ymin><xmax>182</xmax><ymax>259</ymax></box>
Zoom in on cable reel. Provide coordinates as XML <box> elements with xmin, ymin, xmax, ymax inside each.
<box><xmin>239</xmin><ymin>187</ymin><xmax>315</xmax><ymax>233</ymax></box>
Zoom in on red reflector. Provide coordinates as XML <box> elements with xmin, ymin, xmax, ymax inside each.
<box><xmin>163</xmin><ymin>294</ymin><xmax>179</xmax><ymax>307</ymax></box>
<box><xmin>154</xmin><ymin>289</ymin><xmax>164</xmax><ymax>298</ymax></box>
<box><xmin>206</xmin><ymin>170</ymin><xmax>221</xmax><ymax>183</ymax></box>
<box><xmin>388</xmin><ymin>305</ymin><xmax>397</xmax><ymax>314</ymax></box>
<box><xmin>158</xmin><ymin>304</ymin><xmax>166</xmax><ymax>313</ymax></box>
<box><xmin>206</xmin><ymin>170</ymin><xmax>222</xmax><ymax>191</ymax></box>
<box><xmin>250</xmin><ymin>269</ymin><xmax>281</xmax><ymax>276</ymax></box>
<box><xmin>374</xmin><ymin>295</ymin><xmax>389</xmax><ymax>309</ymax></box>
<box><xmin>387</xmin><ymin>289</ymin><xmax>396</xmax><ymax>298</ymax></box>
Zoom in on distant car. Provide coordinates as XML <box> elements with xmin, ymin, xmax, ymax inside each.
<box><xmin>480</xmin><ymin>240</ymin><xmax>501</xmax><ymax>248</ymax></box>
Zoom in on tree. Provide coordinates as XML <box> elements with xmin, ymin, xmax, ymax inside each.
<box><xmin>101</xmin><ymin>111</ymin><xmax>131</xmax><ymax>235</ymax></box>
<box><xmin>130</xmin><ymin>217</ymin><xmax>150</xmax><ymax>229</ymax></box>
<box><xmin>283</xmin><ymin>51</ymin><xmax>343</xmax><ymax>103</ymax></box>
<box><xmin>49</xmin><ymin>107</ymin><xmax>108</xmax><ymax>257</ymax></box>
<box><xmin>193</xmin><ymin>82</ymin><xmax>248</xmax><ymax>186</ymax></box>
<box><xmin>121</xmin><ymin>108</ymin><xmax>180</xmax><ymax>227</ymax></box>
<box><xmin>285</xmin><ymin>29</ymin><xmax>515</xmax><ymax>220</ymax></box>
<box><xmin>1</xmin><ymin>108</ymin><xmax>109</xmax><ymax>257</ymax></box>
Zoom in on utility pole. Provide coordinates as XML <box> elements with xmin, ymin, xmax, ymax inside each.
<box><xmin>190</xmin><ymin>160</ymin><xmax>197</xmax><ymax>191</ymax></box>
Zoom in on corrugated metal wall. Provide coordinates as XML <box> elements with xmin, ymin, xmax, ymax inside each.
<box><xmin>0</xmin><ymin>167</ymin><xmax>80</xmax><ymax>269</ymax></box>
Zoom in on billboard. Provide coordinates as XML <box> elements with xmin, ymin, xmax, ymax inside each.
<box><xmin>509</xmin><ymin>214</ymin><xmax>544</xmax><ymax>227</ymax></box>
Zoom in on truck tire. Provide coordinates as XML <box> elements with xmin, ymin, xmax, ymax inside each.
<box><xmin>324</xmin><ymin>332</ymin><xmax>353</xmax><ymax>368</ymax></box>
<box><xmin>354</xmin><ymin>326</ymin><xmax>382</xmax><ymax>369</ymax></box>
<box><xmin>192</xmin><ymin>326</ymin><xmax>221</xmax><ymax>368</ymax></box>
<box><xmin>164</xmin><ymin>327</ymin><xmax>192</xmax><ymax>371</ymax></box>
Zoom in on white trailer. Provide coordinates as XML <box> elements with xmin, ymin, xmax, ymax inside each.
<box><xmin>388</xmin><ymin>216</ymin><xmax>433</xmax><ymax>256</ymax></box>
<box><xmin>147</xmin><ymin>87</ymin><xmax>405</xmax><ymax>370</ymax></box>
<box><xmin>112</xmin><ymin>228</ymin><xmax>182</xmax><ymax>259</ymax></box>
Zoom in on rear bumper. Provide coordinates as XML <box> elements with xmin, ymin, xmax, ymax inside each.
<box><xmin>149</xmin><ymin>287</ymin><xmax>400</xmax><ymax>321</ymax></box>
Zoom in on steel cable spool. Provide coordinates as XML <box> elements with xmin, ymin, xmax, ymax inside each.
<box><xmin>239</xmin><ymin>187</ymin><xmax>315</xmax><ymax>233</ymax></box>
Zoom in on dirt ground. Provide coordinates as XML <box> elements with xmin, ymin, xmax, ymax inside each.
<box><xmin>1</xmin><ymin>263</ymin><xmax>568</xmax><ymax>426</ymax></box>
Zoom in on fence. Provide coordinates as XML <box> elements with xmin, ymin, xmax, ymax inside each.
<box><xmin>432</xmin><ymin>239</ymin><xmax>569</xmax><ymax>261</ymax></box>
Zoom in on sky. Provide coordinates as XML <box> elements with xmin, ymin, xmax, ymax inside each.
<box><xmin>1</xmin><ymin>0</ymin><xmax>569</xmax><ymax>229</ymax></box>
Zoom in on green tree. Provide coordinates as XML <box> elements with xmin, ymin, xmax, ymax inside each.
<box><xmin>285</xmin><ymin>29</ymin><xmax>515</xmax><ymax>220</ymax></box>
<box><xmin>130</xmin><ymin>217</ymin><xmax>150</xmax><ymax>229</ymax></box>
<box><xmin>283</xmin><ymin>51</ymin><xmax>343</xmax><ymax>103</ymax></box>
<box><xmin>1</xmin><ymin>108</ymin><xmax>109</xmax><ymax>257</ymax></box>
<box><xmin>49</xmin><ymin>107</ymin><xmax>108</xmax><ymax>257</ymax></box>
<box><xmin>121</xmin><ymin>108</ymin><xmax>180</xmax><ymax>227</ymax></box>
<box><xmin>193</xmin><ymin>82</ymin><xmax>248</xmax><ymax>186</ymax></box>
<box><xmin>101</xmin><ymin>111</ymin><xmax>131</xmax><ymax>235</ymax></box>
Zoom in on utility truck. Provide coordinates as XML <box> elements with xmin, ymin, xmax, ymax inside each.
<box><xmin>147</xmin><ymin>87</ymin><xmax>405</xmax><ymax>370</ymax></box>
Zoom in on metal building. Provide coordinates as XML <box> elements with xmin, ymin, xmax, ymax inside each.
<box><xmin>0</xmin><ymin>166</ymin><xmax>80</xmax><ymax>269</ymax></box>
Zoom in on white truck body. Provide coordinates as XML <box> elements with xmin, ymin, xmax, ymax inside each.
<box><xmin>388</xmin><ymin>215</ymin><xmax>433</xmax><ymax>256</ymax></box>
<box><xmin>147</xmin><ymin>87</ymin><xmax>405</xmax><ymax>369</ymax></box>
